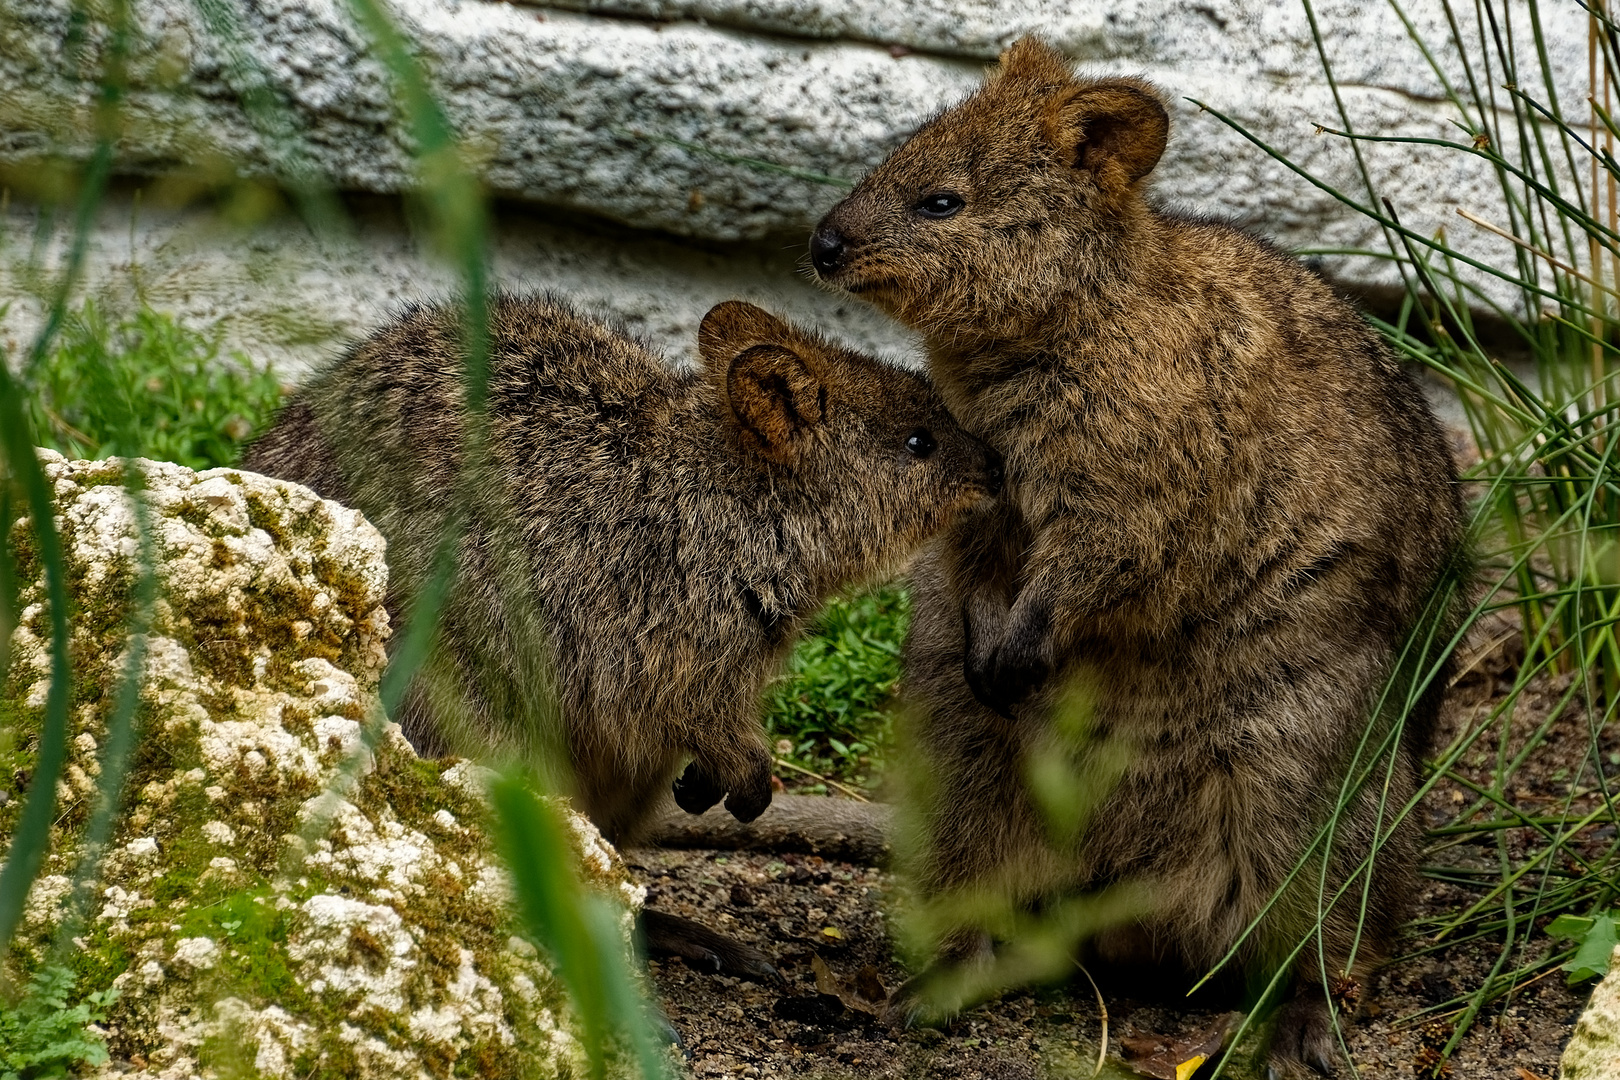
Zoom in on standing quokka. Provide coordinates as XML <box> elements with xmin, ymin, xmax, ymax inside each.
<box><xmin>810</xmin><ymin>38</ymin><xmax>1467</xmax><ymax>1075</ymax></box>
<box><xmin>245</xmin><ymin>295</ymin><xmax>1000</xmax><ymax>974</ymax></box>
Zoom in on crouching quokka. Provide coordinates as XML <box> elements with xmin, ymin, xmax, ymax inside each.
<box><xmin>245</xmin><ymin>294</ymin><xmax>1002</xmax><ymax>975</ymax></box>
<box><xmin>810</xmin><ymin>37</ymin><xmax>1468</xmax><ymax>1076</ymax></box>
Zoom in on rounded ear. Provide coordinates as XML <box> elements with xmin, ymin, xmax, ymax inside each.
<box><xmin>725</xmin><ymin>343</ymin><xmax>826</xmax><ymax>465</ymax></box>
<box><xmin>1042</xmin><ymin>79</ymin><xmax>1169</xmax><ymax>185</ymax></box>
<box><xmin>698</xmin><ymin>301</ymin><xmax>792</xmax><ymax>369</ymax></box>
<box><xmin>996</xmin><ymin>36</ymin><xmax>1076</xmax><ymax>86</ymax></box>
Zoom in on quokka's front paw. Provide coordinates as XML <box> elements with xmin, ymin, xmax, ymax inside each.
<box><xmin>671</xmin><ymin>761</ymin><xmax>726</xmax><ymax>814</ymax></box>
<box><xmin>962</xmin><ymin>597</ymin><xmax>1052</xmax><ymax>717</ymax></box>
<box><xmin>965</xmin><ymin>637</ymin><xmax>1050</xmax><ymax>717</ymax></box>
<box><xmin>673</xmin><ymin>743</ymin><xmax>774</xmax><ymax>822</ymax></box>
<box><xmin>721</xmin><ymin>742</ymin><xmax>774</xmax><ymax>823</ymax></box>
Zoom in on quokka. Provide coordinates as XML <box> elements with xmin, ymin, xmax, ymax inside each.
<box><xmin>810</xmin><ymin>37</ymin><xmax>1466</xmax><ymax>1075</ymax></box>
<box><xmin>246</xmin><ymin>294</ymin><xmax>1001</xmax><ymax>974</ymax></box>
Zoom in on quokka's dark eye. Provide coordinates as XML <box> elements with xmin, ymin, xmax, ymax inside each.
<box><xmin>905</xmin><ymin>429</ymin><xmax>937</xmax><ymax>458</ymax></box>
<box><xmin>915</xmin><ymin>192</ymin><xmax>965</xmax><ymax>219</ymax></box>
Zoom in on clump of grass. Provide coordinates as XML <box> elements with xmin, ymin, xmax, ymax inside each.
<box><xmin>764</xmin><ymin>584</ymin><xmax>908</xmax><ymax>788</ymax></box>
<box><xmin>17</xmin><ymin>298</ymin><xmax>283</xmax><ymax>470</ymax></box>
<box><xmin>1192</xmin><ymin>0</ymin><xmax>1620</xmax><ymax>1068</ymax></box>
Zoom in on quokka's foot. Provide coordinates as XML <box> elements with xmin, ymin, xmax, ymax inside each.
<box><xmin>880</xmin><ymin>930</ymin><xmax>994</xmax><ymax>1030</ymax></box>
<box><xmin>1266</xmin><ymin>988</ymin><xmax>1339</xmax><ymax>1079</ymax></box>
<box><xmin>639</xmin><ymin>908</ymin><xmax>782</xmax><ymax>983</ymax></box>
<box><xmin>881</xmin><ymin>972</ymin><xmax>958</xmax><ymax>1030</ymax></box>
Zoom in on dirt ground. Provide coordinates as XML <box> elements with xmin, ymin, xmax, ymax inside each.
<box><xmin>631</xmin><ymin>627</ymin><xmax>1613</xmax><ymax>1079</ymax></box>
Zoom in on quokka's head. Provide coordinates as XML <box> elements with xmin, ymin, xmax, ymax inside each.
<box><xmin>810</xmin><ymin>37</ymin><xmax>1169</xmax><ymax>336</ymax></box>
<box><xmin>697</xmin><ymin>300</ymin><xmax>1002</xmax><ymax>561</ymax></box>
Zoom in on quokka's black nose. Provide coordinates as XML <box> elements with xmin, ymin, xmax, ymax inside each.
<box><xmin>984</xmin><ymin>448</ymin><xmax>1005</xmax><ymax>496</ymax></box>
<box><xmin>810</xmin><ymin>226</ymin><xmax>846</xmax><ymax>277</ymax></box>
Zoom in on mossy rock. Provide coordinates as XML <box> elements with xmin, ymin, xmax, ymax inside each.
<box><xmin>1562</xmin><ymin>945</ymin><xmax>1620</xmax><ymax>1079</ymax></box>
<box><xmin>2</xmin><ymin>450</ymin><xmax>644</xmax><ymax>1079</ymax></box>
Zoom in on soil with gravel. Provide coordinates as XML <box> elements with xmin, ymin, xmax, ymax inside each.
<box><xmin>631</xmin><ymin>624</ymin><xmax>1612</xmax><ymax>1079</ymax></box>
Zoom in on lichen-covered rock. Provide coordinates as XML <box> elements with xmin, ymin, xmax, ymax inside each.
<box><xmin>1</xmin><ymin>450</ymin><xmax>644</xmax><ymax>1080</ymax></box>
<box><xmin>1562</xmin><ymin>945</ymin><xmax>1620</xmax><ymax>1079</ymax></box>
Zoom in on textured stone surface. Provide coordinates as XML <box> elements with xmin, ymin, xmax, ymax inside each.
<box><xmin>1</xmin><ymin>450</ymin><xmax>642</xmax><ymax>1080</ymax></box>
<box><xmin>1562</xmin><ymin>945</ymin><xmax>1620</xmax><ymax>1080</ymax></box>
<box><xmin>0</xmin><ymin>0</ymin><xmax>1586</xmax><ymax>285</ymax></box>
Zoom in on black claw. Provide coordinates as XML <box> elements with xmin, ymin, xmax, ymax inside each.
<box><xmin>1308</xmin><ymin>1050</ymin><xmax>1336</xmax><ymax>1076</ymax></box>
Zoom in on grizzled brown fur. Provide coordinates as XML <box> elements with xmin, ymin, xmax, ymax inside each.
<box><xmin>246</xmin><ymin>296</ymin><xmax>996</xmax><ymax>850</ymax></box>
<box><xmin>812</xmin><ymin>38</ymin><xmax>1466</xmax><ymax>1074</ymax></box>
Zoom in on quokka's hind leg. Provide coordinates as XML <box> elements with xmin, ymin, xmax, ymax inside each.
<box><xmin>1261</xmin><ymin>727</ymin><xmax>1421</xmax><ymax>1079</ymax></box>
<box><xmin>889</xmin><ymin>659</ymin><xmax>1064</xmax><ymax>1028</ymax></box>
<box><xmin>890</xmin><ymin>544</ymin><xmax>1065</xmax><ymax>1018</ymax></box>
<box><xmin>1263</xmin><ymin>869</ymin><xmax>1408</xmax><ymax>1076</ymax></box>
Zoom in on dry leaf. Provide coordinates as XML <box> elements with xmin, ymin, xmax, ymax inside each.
<box><xmin>1117</xmin><ymin>1014</ymin><xmax>1237</xmax><ymax>1080</ymax></box>
<box><xmin>1515</xmin><ymin>1070</ymin><xmax>1548</xmax><ymax>1080</ymax></box>
<box><xmin>853</xmin><ymin>965</ymin><xmax>887</xmax><ymax>1005</ymax></box>
<box><xmin>811</xmin><ymin>954</ymin><xmax>883</xmax><ymax>1016</ymax></box>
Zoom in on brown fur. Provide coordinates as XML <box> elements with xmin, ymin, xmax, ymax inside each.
<box><xmin>245</xmin><ymin>295</ymin><xmax>996</xmax><ymax>849</ymax></box>
<box><xmin>812</xmin><ymin>38</ymin><xmax>1467</xmax><ymax>1075</ymax></box>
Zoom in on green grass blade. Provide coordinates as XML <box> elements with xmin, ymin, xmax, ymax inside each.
<box><xmin>489</xmin><ymin>774</ymin><xmax>669</xmax><ymax>1080</ymax></box>
<box><xmin>0</xmin><ymin>364</ymin><xmax>77</xmax><ymax>962</ymax></box>
<box><xmin>0</xmin><ymin>0</ymin><xmax>124</xmax><ymax>954</ymax></box>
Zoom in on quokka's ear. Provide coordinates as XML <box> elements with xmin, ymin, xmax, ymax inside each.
<box><xmin>996</xmin><ymin>36</ymin><xmax>1076</xmax><ymax>87</ymax></box>
<box><xmin>699</xmin><ymin>301</ymin><xmax>826</xmax><ymax>465</ymax></box>
<box><xmin>725</xmin><ymin>344</ymin><xmax>826</xmax><ymax>464</ymax></box>
<box><xmin>698</xmin><ymin>300</ymin><xmax>793</xmax><ymax>366</ymax></box>
<box><xmin>1042</xmin><ymin>78</ymin><xmax>1169</xmax><ymax>186</ymax></box>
